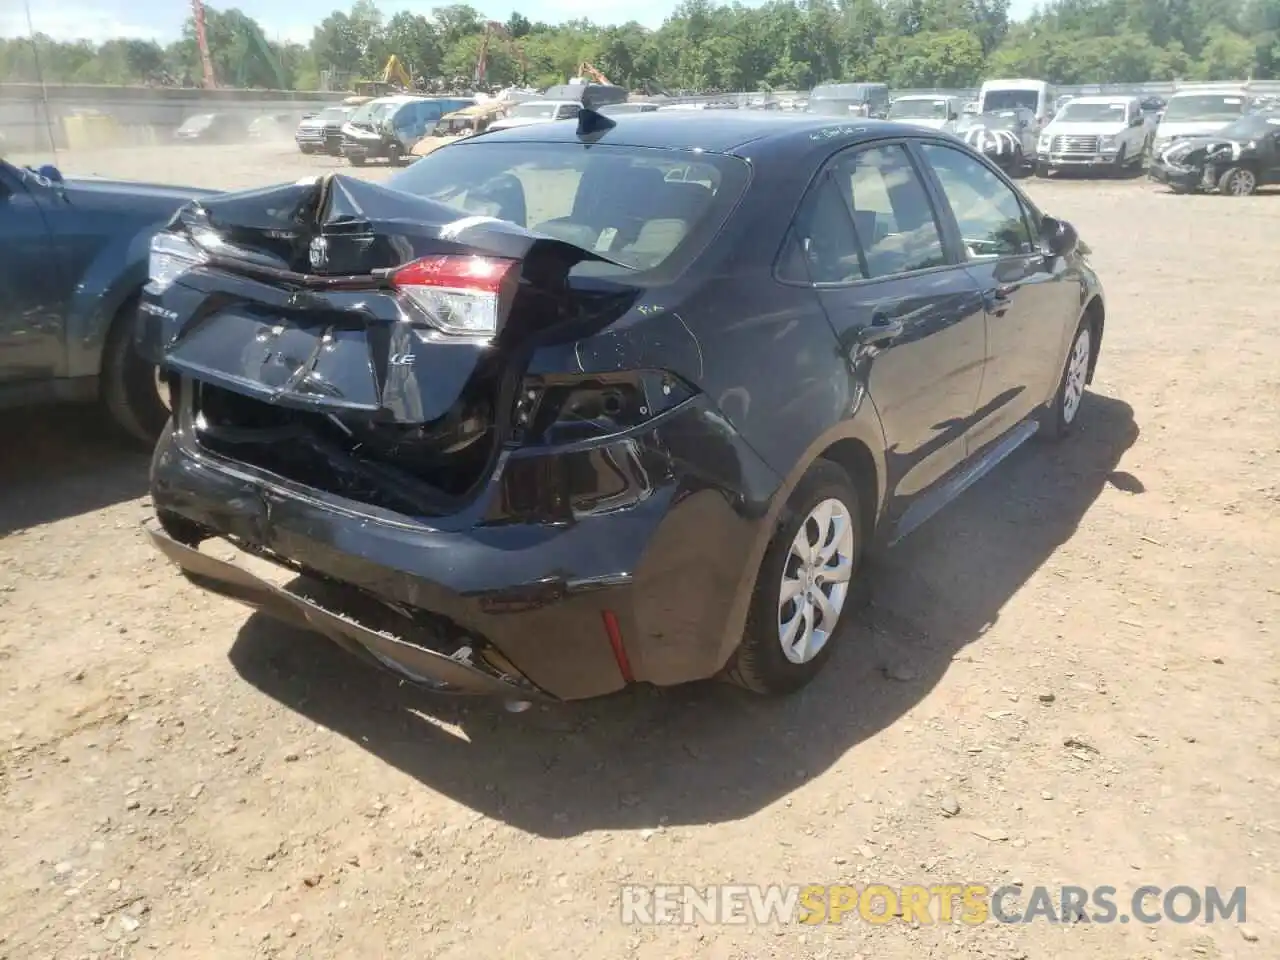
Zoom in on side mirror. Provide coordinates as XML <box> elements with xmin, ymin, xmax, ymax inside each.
<box><xmin>36</xmin><ymin>164</ymin><xmax>63</xmax><ymax>183</ymax></box>
<box><xmin>1041</xmin><ymin>215</ymin><xmax>1078</xmax><ymax>258</ymax></box>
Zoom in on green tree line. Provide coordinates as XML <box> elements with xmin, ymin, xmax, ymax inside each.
<box><xmin>2</xmin><ymin>0</ymin><xmax>1278</xmax><ymax>91</ymax></box>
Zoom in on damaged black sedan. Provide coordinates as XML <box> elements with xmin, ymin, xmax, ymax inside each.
<box><xmin>138</xmin><ymin>111</ymin><xmax>1104</xmax><ymax>704</ymax></box>
<box><xmin>1148</xmin><ymin>112</ymin><xmax>1280</xmax><ymax>195</ymax></box>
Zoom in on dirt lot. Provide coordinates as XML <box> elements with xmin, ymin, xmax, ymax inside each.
<box><xmin>1</xmin><ymin>142</ymin><xmax>1278</xmax><ymax>960</ymax></box>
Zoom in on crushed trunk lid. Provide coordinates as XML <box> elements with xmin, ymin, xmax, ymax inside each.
<box><xmin>146</xmin><ymin>173</ymin><xmax>628</xmax><ymax>426</ymax></box>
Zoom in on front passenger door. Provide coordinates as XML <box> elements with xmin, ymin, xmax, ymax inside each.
<box><xmin>917</xmin><ymin>142</ymin><xmax>1079</xmax><ymax>452</ymax></box>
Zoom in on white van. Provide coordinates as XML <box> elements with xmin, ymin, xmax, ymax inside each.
<box><xmin>978</xmin><ymin>79</ymin><xmax>1056</xmax><ymax>126</ymax></box>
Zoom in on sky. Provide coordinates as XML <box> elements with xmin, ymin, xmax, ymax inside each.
<box><xmin>0</xmin><ymin>0</ymin><xmax>1039</xmax><ymax>46</ymax></box>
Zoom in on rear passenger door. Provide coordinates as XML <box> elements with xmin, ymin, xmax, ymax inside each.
<box><xmin>916</xmin><ymin>141</ymin><xmax>1080</xmax><ymax>451</ymax></box>
<box><xmin>795</xmin><ymin>141</ymin><xmax>988</xmax><ymax>512</ymax></box>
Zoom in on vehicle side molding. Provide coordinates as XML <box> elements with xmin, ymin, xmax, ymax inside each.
<box><xmin>889</xmin><ymin>418</ymin><xmax>1040</xmax><ymax>546</ymax></box>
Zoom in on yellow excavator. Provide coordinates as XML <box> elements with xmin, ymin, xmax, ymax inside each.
<box><xmin>354</xmin><ymin>55</ymin><xmax>414</xmax><ymax>98</ymax></box>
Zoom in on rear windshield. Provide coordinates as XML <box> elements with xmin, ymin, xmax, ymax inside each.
<box><xmin>350</xmin><ymin>101</ymin><xmax>395</xmax><ymax>125</ymax></box>
<box><xmin>981</xmin><ymin>89</ymin><xmax>1041</xmax><ymax>112</ymax></box>
<box><xmin>1161</xmin><ymin>94</ymin><xmax>1248</xmax><ymax>122</ymax></box>
<box><xmin>509</xmin><ymin>102</ymin><xmax>571</xmax><ymax>119</ymax></box>
<box><xmin>958</xmin><ymin>110</ymin><xmax>1023</xmax><ymax>132</ymax></box>
<box><xmin>178</xmin><ymin>114</ymin><xmax>214</xmax><ymax>132</ymax></box>
<box><xmin>319</xmin><ymin>107</ymin><xmax>349</xmax><ymax>124</ymax></box>
<box><xmin>888</xmin><ymin>99</ymin><xmax>949</xmax><ymax>120</ymax></box>
<box><xmin>388</xmin><ymin>141</ymin><xmax>749</xmax><ymax>275</ymax></box>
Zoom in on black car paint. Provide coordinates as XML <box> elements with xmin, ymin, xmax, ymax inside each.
<box><xmin>0</xmin><ymin>161</ymin><xmax>213</xmax><ymax>407</ymax></box>
<box><xmin>142</xmin><ymin>113</ymin><xmax>1104</xmax><ymax>701</ymax></box>
<box><xmin>1148</xmin><ymin>115</ymin><xmax>1280</xmax><ymax>192</ymax></box>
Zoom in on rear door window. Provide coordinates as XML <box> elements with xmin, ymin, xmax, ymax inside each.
<box><xmin>830</xmin><ymin>144</ymin><xmax>948</xmax><ymax>279</ymax></box>
<box><xmin>778</xmin><ymin>142</ymin><xmax>950</xmax><ymax>284</ymax></box>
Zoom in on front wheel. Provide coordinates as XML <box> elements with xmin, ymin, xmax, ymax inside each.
<box><xmin>1041</xmin><ymin>320</ymin><xmax>1093</xmax><ymax>441</ymax></box>
<box><xmin>727</xmin><ymin>460</ymin><xmax>864</xmax><ymax>695</ymax></box>
<box><xmin>1218</xmin><ymin>165</ymin><xmax>1257</xmax><ymax>196</ymax></box>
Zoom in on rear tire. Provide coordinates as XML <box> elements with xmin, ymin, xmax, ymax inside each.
<box><xmin>348</xmin><ymin>154</ymin><xmax>365</xmax><ymax>166</ymax></box>
<box><xmin>727</xmin><ymin>460</ymin><xmax>865</xmax><ymax>696</ymax></box>
<box><xmin>101</xmin><ymin>294</ymin><xmax>170</xmax><ymax>448</ymax></box>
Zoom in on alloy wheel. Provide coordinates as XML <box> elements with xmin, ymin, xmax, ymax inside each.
<box><xmin>1225</xmin><ymin>169</ymin><xmax>1256</xmax><ymax>196</ymax></box>
<box><xmin>1062</xmin><ymin>327</ymin><xmax>1091</xmax><ymax>425</ymax></box>
<box><xmin>778</xmin><ymin>498</ymin><xmax>856</xmax><ymax>665</ymax></box>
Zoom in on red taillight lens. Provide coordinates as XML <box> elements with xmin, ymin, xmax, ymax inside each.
<box><xmin>390</xmin><ymin>254</ymin><xmax>518</xmax><ymax>336</ymax></box>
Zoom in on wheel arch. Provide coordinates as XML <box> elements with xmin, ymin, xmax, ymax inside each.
<box><xmin>1082</xmin><ymin>295</ymin><xmax>1104</xmax><ymax>383</ymax></box>
<box><xmin>64</xmin><ymin>224</ymin><xmax>154</xmax><ymax>379</ymax></box>
<box><xmin>710</xmin><ymin>403</ymin><xmax>888</xmax><ymax>674</ymax></box>
<box><xmin>816</xmin><ymin>437</ymin><xmax>881</xmax><ymax>551</ymax></box>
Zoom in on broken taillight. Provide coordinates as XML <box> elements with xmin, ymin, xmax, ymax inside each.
<box><xmin>147</xmin><ymin>232</ymin><xmax>205</xmax><ymax>293</ymax></box>
<box><xmin>390</xmin><ymin>254</ymin><xmax>519</xmax><ymax>337</ymax></box>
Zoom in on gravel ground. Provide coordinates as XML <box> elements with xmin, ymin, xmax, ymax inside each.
<box><xmin>1</xmin><ymin>141</ymin><xmax>1278</xmax><ymax>960</ymax></box>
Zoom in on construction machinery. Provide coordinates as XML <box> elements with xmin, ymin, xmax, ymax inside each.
<box><xmin>475</xmin><ymin>22</ymin><xmax>529</xmax><ymax>86</ymax></box>
<box><xmin>191</xmin><ymin>0</ymin><xmax>216</xmax><ymax>88</ymax></box>
<box><xmin>354</xmin><ymin>55</ymin><xmax>414</xmax><ymax>98</ymax></box>
<box><xmin>575</xmin><ymin>61</ymin><xmax>611</xmax><ymax>86</ymax></box>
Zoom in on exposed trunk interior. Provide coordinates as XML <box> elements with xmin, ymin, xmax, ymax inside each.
<box><xmin>192</xmin><ymin>380</ymin><xmax>501</xmax><ymax>516</ymax></box>
<box><xmin>153</xmin><ymin>174</ymin><xmax>643</xmax><ymax>517</ymax></box>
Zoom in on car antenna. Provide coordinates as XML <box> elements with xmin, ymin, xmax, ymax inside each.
<box><xmin>24</xmin><ymin>0</ymin><xmax>62</xmax><ymax>178</ymax></box>
<box><xmin>576</xmin><ymin>91</ymin><xmax>615</xmax><ymax>137</ymax></box>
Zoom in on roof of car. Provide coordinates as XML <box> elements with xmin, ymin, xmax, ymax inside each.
<box><xmin>466</xmin><ymin>111</ymin><xmax>914</xmax><ymax>154</ymax></box>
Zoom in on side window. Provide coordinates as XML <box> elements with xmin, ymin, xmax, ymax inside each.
<box><xmin>832</xmin><ymin>144</ymin><xmax>947</xmax><ymax>279</ymax></box>
<box><xmin>919</xmin><ymin>143</ymin><xmax>1037</xmax><ymax>260</ymax></box>
<box><xmin>779</xmin><ymin>173</ymin><xmax>864</xmax><ymax>284</ymax></box>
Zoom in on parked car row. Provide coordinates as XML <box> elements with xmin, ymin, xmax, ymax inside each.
<box><xmin>881</xmin><ymin>79</ymin><xmax>1279</xmax><ymax>193</ymax></box>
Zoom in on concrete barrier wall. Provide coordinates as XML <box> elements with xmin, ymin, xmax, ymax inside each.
<box><xmin>0</xmin><ymin>83</ymin><xmax>350</xmax><ymax>152</ymax></box>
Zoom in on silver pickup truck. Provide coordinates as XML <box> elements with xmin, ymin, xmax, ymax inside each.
<box><xmin>1036</xmin><ymin>95</ymin><xmax>1156</xmax><ymax>176</ymax></box>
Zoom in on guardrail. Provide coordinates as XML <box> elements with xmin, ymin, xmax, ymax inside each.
<box><xmin>0</xmin><ymin>82</ymin><xmax>350</xmax><ymax>151</ymax></box>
